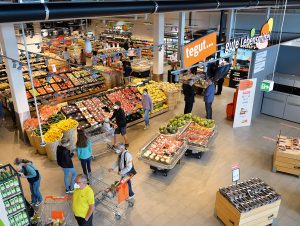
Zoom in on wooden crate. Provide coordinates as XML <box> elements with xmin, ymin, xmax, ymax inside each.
<box><xmin>273</xmin><ymin>147</ymin><xmax>300</xmax><ymax>177</ymax></box>
<box><xmin>215</xmin><ymin>191</ymin><xmax>281</xmax><ymax>226</ymax></box>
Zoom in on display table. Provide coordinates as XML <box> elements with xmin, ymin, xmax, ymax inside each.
<box><xmin>215</xmin><ymin>178</ymin><xmax>281</xmax><ymax>226</ymax></box>
<box><xmin>272</xmin><ymin>136</ymin><xmax>300</xmax><ymax>177</ymax></box>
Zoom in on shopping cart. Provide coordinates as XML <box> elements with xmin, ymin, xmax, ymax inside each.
<box><xmin>85</xmin><ymin>126</ymin><xmax>115</xmax><ymax>159</ymax></box>
<box><xmin>89</xmin><ymin>166</ymin><xmax>134</xmax><ymax>221</ymax></box>
<box><xmin>38</xmin><ymin>196</ymin><xmax>75</xmax><ymax>226</ymax></box>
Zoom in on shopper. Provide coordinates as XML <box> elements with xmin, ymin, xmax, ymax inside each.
<box><xmin>182</xmin><ymin>79</ymin><xmax>195</xmax><ymax>114</ymax></box>
<box><xmin>204</xmin><ymin>78</ymin><xmax>215</xmax><ymax>119</ymax></box>
<box><xmin>63</xmin><ymin>47</ymin><xmax>70</xmax><ymax>62</ymax></box>
<box><xmin>0</xmin><ymin>100</ymin><xmax>4</xmax><ymax>125</ymax></box>
<box><xmin>215</xmin><ymin>78</ymin><xmax>224</xmax><ymax>95</ymax></box>
<box><xmin>141</xmin><ymin>88</ymin><xmax>153</xmax><ymax>129</ymax></box>
<box><xmin>8</xmin><ymin>98</ymin><xmax>16</xmax><ymax>127</ymax></box>
<box><xmin>91</xmin><ymin>51</ymin><xmax>98</xmax><ymax>66</ymax></box>
<box><xmin>72</xmin><ymin>174</ymin><xmax>95</xmax><ymax>226</ymax></box>
<box><xmin>123</xmin><ymin>39</ymin><xmax>129</xmax><ymax>51</ymax></box>
<box><xmin>57</xmin><ymin>138</ymin><xmax>76</xmax><ymax>194</ymax></box>
<box><xmin>110</xmin><ymin>101</ymin><xmax>129</xmax><ymax>147</ymax></box>
<box><xmin>109</xmin><ymin>143</ymin><xmax>136</xmax><ymax>199</ymax></box>
<box><xmin>80</xmin><ymin>49</ymin><xmax>86</xmax><ymax>66</ymax></box>
<box><xmin>76</xmin><ymin>130</ymin><xmax>93</xmax><ymax>179</ymax></box>
<box><xmin>123</xmin><ymin>61</ymin><xmax>132</xmax><ymax>85</ymax></box>
<box><xmin>14</xmin><ymin>158</ymin><xmax>42</xmax><ymax>207</ymax></box>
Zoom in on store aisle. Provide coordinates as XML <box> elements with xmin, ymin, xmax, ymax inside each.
<box><xmin>0</xmin><ymin>87</ymin><xmax>299</xmax><ymax>226</ymax></box>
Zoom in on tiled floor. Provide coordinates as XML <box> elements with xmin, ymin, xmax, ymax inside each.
<box><xmin>0</xmin><ymin>86</ymin><xmax>300</xmax><ymax>226</ymax></box>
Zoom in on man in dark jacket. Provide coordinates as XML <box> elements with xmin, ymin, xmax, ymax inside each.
<box><xmin>182</xmin><ymin>79</ymin><xmax>195</xmax><ymax>114</ymax></box>
<box><xmin>110</xmin><ymin>101</ymin><xmax>129</xmax><ymax>147</ymax></box>
<box><xmin>57</xmin><ymin>138</ymin><xmax>77</xmax><ymax>194</ymax></box>
<box><xmin>204</xmin><ymin>78</ymin><xmax>215</xmax><ymax>119</ymax></box>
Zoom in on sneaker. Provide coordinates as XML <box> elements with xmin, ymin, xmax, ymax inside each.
<box><xmin>35</xmin><ymin>202</ymin><xmax>41</xmax><ymax>207</ymax></box>
<box><xmin>144</xmin><ymin>125</ymin><xmax>149</xmax><ymax>130</ymax></box>
<box><xmin>30</xmin><ymin>202</ymin><xmax>35</xmax><ymax>206</ymax></box>
<box><xmin>65</xmin><ymin>189</ymin><xmax>70</xmax><ymax>194</ymax></box>
<box><xmin>68</xmin><ymin>189</ymin><xmax>74</xmax><ymax>194</ymax></box>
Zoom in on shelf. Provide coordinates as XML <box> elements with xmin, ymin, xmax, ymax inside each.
<box><xmin>3</xmin><ymin>191</ymin><xmax>22</xmax><ymax>202</ymax></box>
<box><xmin>7</xmin><ymin>207</ymin><xmax>26</xmax><ymax>218</ymax></box>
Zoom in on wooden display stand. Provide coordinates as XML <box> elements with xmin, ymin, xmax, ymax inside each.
<box><xmin>215</xmin><ymin>191</ymin><xmax>281</xmax><ymax>226</ymax></box>
<box><xmin>272</xmin><ymin>143</ymin><xmax>300</xmax><ymax>178</ymax></box>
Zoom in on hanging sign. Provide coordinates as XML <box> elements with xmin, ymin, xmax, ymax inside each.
<box><xmin>183</xmin><ymin>32</ymin><xmax>217</xmax><ymax>68</ymax></box>
<box><xmin>232</xmin><ymin>163</ymin><xmax>240</xmax><ymax>183</ymax></box>
<box><xmin>225</xmin><ymin>18</ymin><xmax>273</xmax><ymax>53</ymax></box>
<box><xmin>233</xmin><ymin>78</ymin><xmax>257</xmax><ymax>128</ymax></box>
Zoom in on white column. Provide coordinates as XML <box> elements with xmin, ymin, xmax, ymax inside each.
<box><xmin>266</xmin><ymin>7</ymin><xmax>271</xmax><ymax>20</ymax></box>
<box><xmin>0</xmin><ymin>23</ymin><xmax>30</xmax><ymax>139</ymax></box>
<box><xmin>226</xmin><ymin>9</ymin><xmax>236</xmax><ymax>42</ymax></box>
<box><xmin>178</xmin><ymin>12</ymin><xmax>185</xmax><ymax>64</ymax></box>
<box><xmin>152</xmin><ymin>13</ymin><xmax>164</xmax><ymax>79</ymax></box>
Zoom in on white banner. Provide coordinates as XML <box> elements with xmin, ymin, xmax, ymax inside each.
<box><xmin>233</xmin><ymin>78</ymin><xmax>257</xmax><ymax>128</ymax></box>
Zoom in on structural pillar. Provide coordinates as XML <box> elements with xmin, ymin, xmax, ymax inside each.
<box><xmin>266</xmin><ymin>7</ymin><xmax>271</xmax><ymax>20</ymax></box>
<box><xmin>152</xmin><ymin>13</ymin><xmax>164</xmax><ymax>81</ymax></box>
<box><xmin>226</xmin><ymin>9</ymin><xmax>236</xmax><ymax>42</ymax></box>
<box><xmin>0</xmin><ymin>23</ymin><xmax>31</xmax><ymax>140</ymax></box>
<box><xmin>178</xmin><ymin>12</ymin><xmax>185</xmax><ymax>64</ymax></box>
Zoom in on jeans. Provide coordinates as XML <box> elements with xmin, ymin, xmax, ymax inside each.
<box><xmin>80</xmin><ymin>157</ymin><xmax>92</xmax><ymax>176</ymax></box>
<box><xmin>144</xmin><ymin>109</ymin><xmax>150</xmax><ymax>126</ymax></box>
<box><xmin>205</xmin><ymin>102</ymin><xmax>213</xmax><ymax>119</ymax></box>
<box><xmin>63</xmin><ymin>168</ymin><xmax>77</xmax><ymax>190</ymax></box>
<box><xmin>75</xmin><ymin>214</ymin><xmax>93</xmax><ymax>226</ymax></box>
<box><xmin>184</xmin><ymin>101</ymin><xmax>194</xmax><ymax>114</ymax></box>
<box><xmin>29</xmin><ymin>178</ymin><xmax>42</xmax><ymax>204</ymax></box>
<box><xmin>127</xmin><ymin>179</ymin><xmax>134</xmax><ymax>197</ymax></box>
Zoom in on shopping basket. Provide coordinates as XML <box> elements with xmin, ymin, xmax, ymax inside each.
<box><xmin>38</xmin><ymin>196</ymin><xmax>75</xmax><ymax>226</ymax></box>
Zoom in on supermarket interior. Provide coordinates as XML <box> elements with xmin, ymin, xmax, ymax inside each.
<box><xmin>0</xmin><ymin>1</ymin><xmax>300</xmax><ymax>226</ymax></box>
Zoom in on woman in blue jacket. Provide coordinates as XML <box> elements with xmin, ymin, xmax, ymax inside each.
<box><xmin>14</xmin><ymin>158</ymin><xmax>42</xmax><ymax>207</ymax></box>
<box><xmin>76</xmin><ymin>130</ymin><xmax>93</xmax><ymax>178</ymax></box>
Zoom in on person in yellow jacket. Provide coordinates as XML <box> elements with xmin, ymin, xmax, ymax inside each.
<box><xmin>72</xmin><ymin>174</ymin><xmax>95</xmax><ymax>226</ymax></box>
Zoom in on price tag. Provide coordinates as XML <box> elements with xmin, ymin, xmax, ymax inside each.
<box><xmin>232</xmin><ymin>163</ymin><xmax>240</xmax><ymax>183</ymax></box>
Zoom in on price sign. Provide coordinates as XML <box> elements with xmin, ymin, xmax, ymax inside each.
<box><xmin>232</xmin><ymin>163</ymin><xmax>240</xmax><ymax>183</ymax></box>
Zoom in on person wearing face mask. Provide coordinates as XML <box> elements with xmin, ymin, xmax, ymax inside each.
<box><xmin>141</xmin><ymin>88</ymin><xmax>153</xmax><ymax>130</ymax></box>
<box><xmin>110</xmin><ymin>101</ymin><xmax>129</xmax><ymax>147</ymax></box>
<box><xmin>108</xmin><ymin>143</ymin><xmax>136</xmax><ymax>200</ymax></box>
<box><xmin>72</xmin><ymin>174</ymin><xmax>95</xmax><ymax>226</ymax></box>
<box><xmin>204</xmin><ymin>77</ymin><xmax>215</xmax><ymax>119</ymax></box>
<box><xmin>182</xmin><ymin>79</ymin><xmax>196</xmax><ymax>114</ymax></box>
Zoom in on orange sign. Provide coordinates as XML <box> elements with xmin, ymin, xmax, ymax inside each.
<box><xmin>183</xmin><ymin>32</ymin><xmax>217</xmax><ymax>68</ymax></box>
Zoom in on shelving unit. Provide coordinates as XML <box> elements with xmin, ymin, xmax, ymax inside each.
<box><xmin>0</xmin><ymin>164</ymin><xmax>30</xmax><ymax>226</ymax></box>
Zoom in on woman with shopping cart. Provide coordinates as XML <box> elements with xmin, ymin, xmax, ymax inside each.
<box><xmin>109</xmin><ymin>143</ymin><xmax>136</xmax><ymax>200</ymax></box>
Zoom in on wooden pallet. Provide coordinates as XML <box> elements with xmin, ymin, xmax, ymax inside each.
<box><xmin>272</xmin><ymin>147</ymin><xmax>300</xmax><ymax>178</ymax></box>
<box><xmin>215</xmin><ymin>191</ymin><xmax>281</xmax><ymax>226</ymax></box>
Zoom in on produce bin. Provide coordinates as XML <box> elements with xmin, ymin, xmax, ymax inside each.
<box><xmin>138</xmin><ymin>133</ymin><xmax>187</xmax><ymax>176</ymax></box>
<box><xmin>25</xmin><ymin>129</ymin><xmax>36</xmax><ymax>148</ymax></box>
<box><xmin>32</xmin><ymin>134</ymin><xmax>47</xmax><ymax>155</ymax></box>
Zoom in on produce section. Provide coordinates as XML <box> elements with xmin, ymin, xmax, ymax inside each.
<box><xmin>0</xmin><ymin>164</ymin><xmax>30</xmax><ymax>226</ymax></box>
<box><xmin>138</xmin><ymin>134</ymin><xmax>187</xmax><ymax>176</ymax></box>
<box><xmin>139</xmin><ymin>113</ymin><xmax>217</xmax><ymax>175</ymax></box>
